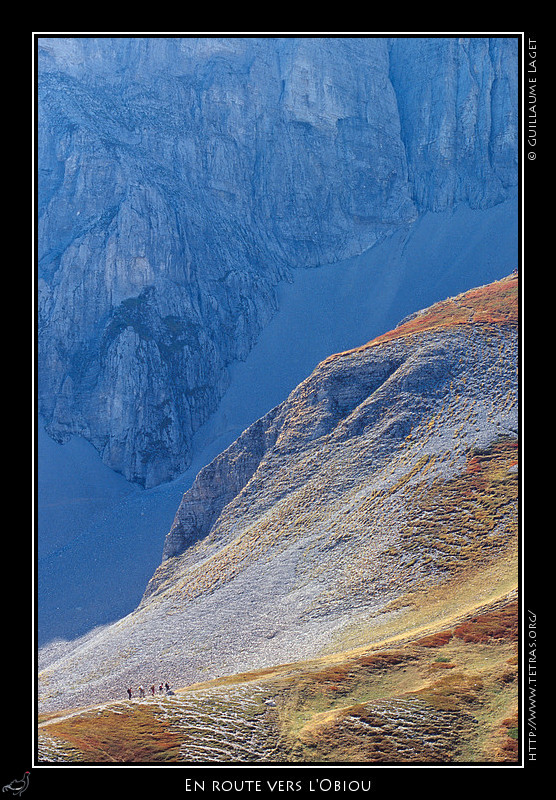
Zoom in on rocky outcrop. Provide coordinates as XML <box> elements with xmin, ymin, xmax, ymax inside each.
<box><xmin>161</xmin><ymin>406</ymin><xmax>283</xmax><ymax>559</ymax></box>
<box><xmin>37</xmin><ymin>36</ymin><xmax>518</xmax><ymax>486</ymax></box>
<box><xmin>147</xmin><ymin>275</ymin><xmax>518</xmax><ymax>590</ymax></box>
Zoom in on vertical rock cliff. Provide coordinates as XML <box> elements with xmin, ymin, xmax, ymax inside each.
<box><xmin>37</xmin><ymin>36</ymin><xmax>518</xmax><ymax>487</ymax></box>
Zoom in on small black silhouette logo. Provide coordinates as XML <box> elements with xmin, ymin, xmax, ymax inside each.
<box><xmin>2</xmin><ymin>773</ymin><xmax>30</xmax><ymax>796</ymax></box>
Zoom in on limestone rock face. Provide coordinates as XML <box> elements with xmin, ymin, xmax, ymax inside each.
<box><xmin>37</xmin><ymin>36</ymin><xmax>518</xmax><ymax>486</ymax></box>
<box><xmin>388</xmin><ymin>37</ymin><xmax>519</xmax><ymax>209</ymax></box>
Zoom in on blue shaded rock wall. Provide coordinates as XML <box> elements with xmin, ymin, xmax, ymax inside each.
<box><xmin>37</xmin><ymin>36</ymin><xmax>518</xmax><ymax>487</ymax></box>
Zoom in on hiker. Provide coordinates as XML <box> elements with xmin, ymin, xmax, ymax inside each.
<box><xmin>159</xmin><ymin>684</ymin><xmax>164</xmax><ymax>693</ymax></box>
<box><xmin>127</xmin><ymin>687</ymin><xmax>132</xmax><ymax>700</ymax></box>
<box><xmin>151</xmin><ymin>685</ymin><xmax>155</xmax><ymax>696</ymax></box>
<box><xmin>165</xmin><ymin>682</ymin><xmax>170</xmax><ymax>692</ymax></box>
<box><xmin>139</xmin><ymin>685</ymin><xmax>145</xmax><ymax>698</ymax></box>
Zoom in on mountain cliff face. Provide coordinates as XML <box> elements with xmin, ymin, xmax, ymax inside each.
<box><xmin>37</xmin><ymin>36</ymin><xmax>518</xmax><ymax>487</ymax></box>
<box><xmin>38</xmin><ymin>275</ymin><xmax>519</xmax><ymax>732</ymax></box>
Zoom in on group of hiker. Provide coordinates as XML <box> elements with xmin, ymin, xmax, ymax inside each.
<box><xmin>126</xmin><ymin>682</ymin><xmax>171</xmax><ymax>700</ymax></box>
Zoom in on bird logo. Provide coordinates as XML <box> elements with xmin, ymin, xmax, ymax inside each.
<box><xmin>2</xmin><ymin>773</ymin><xmax>30</xmax><ymax>796</ymax></box>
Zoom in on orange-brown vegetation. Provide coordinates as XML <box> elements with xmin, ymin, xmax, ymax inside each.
<box><xmin>416</xmin><ymin>630</ymin><xmax>453</xmax><ymax>648</ymax></box>
<box><xmin>452</xmin><ymin>602</ymin><xmax>519</xmax><ymax>644</ymax></box>
<box><xmin>415</xmin><ymin>602</ymin><xmax>518</xmax><ymax>653</ymax></box>
<box><xmin>466</xmin><ymin>440</ymin><xmax>518</xmax><ymax>477</ymax></box>
<box><xmin>42</xmin><ymin>703</ymin><xmax>182</xmax><ymax>763</ymax></box>
<box><xmin>497</xmin><ymin>712</ymin><xmax>519</xmax><ymax>760</ymax></box>
<box><xmin>426</xmin><ymin>661</ymin><xmax>456</xmax><ymax>673</ymax></box>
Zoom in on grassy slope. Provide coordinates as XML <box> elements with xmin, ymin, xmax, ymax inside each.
<box><xmin>38</xmin><ymin>435</ymin><xmax>519</xmax><ymax>764</ymax></box>
<box><xmin>37</xmin><ymin>276</ymin><xmax>519</xmax><ymax>764</ymax></box>
<box><xmin>38</xmin><ymin>596</ymin><xmax>518</xmax><ymax>763</ymax></box>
